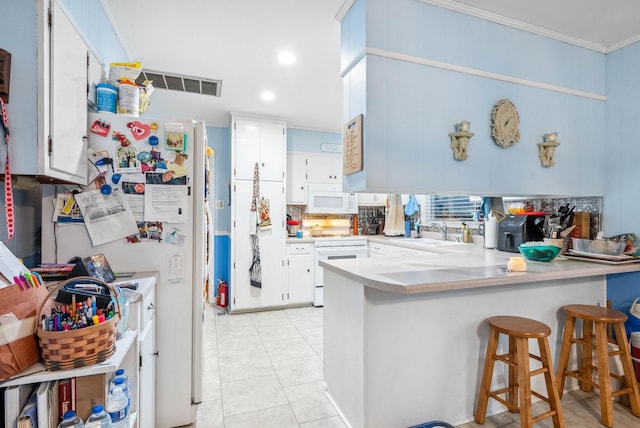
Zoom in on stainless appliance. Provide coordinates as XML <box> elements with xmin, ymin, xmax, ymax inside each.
<box><xmin>497</xmin><ymin>213</ymin><xmax>545</xmax><ymax>252</ymax></box>
<box><xmin>306</xmin><ymin>183</ymin><xmax>358</xmax><ymax>214</ymax></box>
<box><xmin>313</xmin><ymin>236</ymin><xmax>368</xmax><ymax>306</ymax></box>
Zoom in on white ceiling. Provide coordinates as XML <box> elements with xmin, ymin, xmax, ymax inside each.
<box><xmin>102</xmin><ymin>0</ymin><xmax>640</xmax><ymax>133</ymax></box>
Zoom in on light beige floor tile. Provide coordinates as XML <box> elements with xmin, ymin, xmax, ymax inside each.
<box><xmin>224</xmin><ymin>404</ymin><xmax>299</xmax><ymax>428</ymax></box>
<box><xmin>250</xmin><ymin>309</ymin><xmax>288</xmax><ymax>327</ymax></box>
<box><xmin>273</xmin><ymin>354</ymin><xmax>324</xmax><ymax>387</ymax></box>
<box><xmin>299</xmin><ymin>326</ymin><xmax>323</xmax><ymax>345</ymax></box>
<box><xmin>257</xmin><ymin>321</ymin><xmax>303</xmax><ymax>343</ymax></box>
<box><xmin>201</xmin><ymin>369</ymin><xmax>221</xmax><ymax>402</ymax></box>
<box><xmin>219</xmin><ymin>350</ymin><xmax>275</xmax><ymax>382</ymax></box>
<box><xmin>285</xmin><ymin>380</ymin><xmax>337</xmax><ymax>423</ymax></box>
<box><xmin>217</xmin><ymin>334</ymin><xmax>266</xmax><ymax>358</ymax></box>
<box><xmin>221</xmin><ymin>374</ymin><xmax>288</xmax><ymax>416</ymax></box>
<box><xmin>203</xmin><ymin>347</ymin><xmax>219</xmax><ymax>372</ymax></box>
<box><xmin>300</xmin><ymin>415</ymin><xmax>347</xmax><ymax>428</ymax></box>
<box><xmin>193</xmin><ymin>399</ymin><xmax>224</xmax><ymax>427</ymax></box>
<box><xmin>264</xmin><ymin>336</ymin><xmax>316</xmax><ymax>361</ymax></box>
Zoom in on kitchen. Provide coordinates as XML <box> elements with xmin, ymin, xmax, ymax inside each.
<box><xmin>3</xmin><ymin>0</ymin><xmax>640</xmax><ymax>427</ymax></box>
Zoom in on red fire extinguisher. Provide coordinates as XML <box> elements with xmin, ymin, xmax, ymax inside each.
<box><xmin>216</xmin><ymin>279</ymin><xmax>227</xmax><ymax>308</ymax></box>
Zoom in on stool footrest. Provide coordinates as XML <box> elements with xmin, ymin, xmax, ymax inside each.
<box><xmin>532</xmin><ymin>410</ymin><xmax>558</xmax><ymax>424</ymax></box>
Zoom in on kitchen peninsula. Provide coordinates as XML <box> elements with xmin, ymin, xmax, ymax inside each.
<box><xmin>320</xmin><ymin>244</ymin><xmax>640</xmax><ymax>427</ymax></box>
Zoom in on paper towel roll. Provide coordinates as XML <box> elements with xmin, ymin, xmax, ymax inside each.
<box><xmin>485</xmin><ymin>212</ymin><xmax>497</xmax><ymax>249</ymax></box>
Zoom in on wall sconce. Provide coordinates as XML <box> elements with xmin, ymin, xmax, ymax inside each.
<box><xmin>449</xmin><ymin>121</ymin><xmax>474</xmax><ymax>161</ymax></box>
<box><xmin>537</xmin><ymin>132</ymin><xmax>560</xmax><ymax>167</ymax></box>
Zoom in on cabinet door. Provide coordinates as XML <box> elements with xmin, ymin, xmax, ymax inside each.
<box><xmin>139</xmin><ymin>316</ymin><xmax>156</xmax><ymax>428</ymax></box>
<box><xmin>232</xmin><ymin>180</ymin><xmax>285</xmax><ymax>310</ymax></box>
<box><xmin>259</xmin><ymin>122</ymin><xmax>285</xmax><ymax>181</ymax></box>
<box><xmin>287</xmin><ymin>243</ymin><xmax>313</xmax><ymax>304</ymax></box>
<box><xmin>286</xmin><ymin>152</ymin><xmax>307</xmax><ymax>204</ymax></box>
<box><xmin>307</xmin><ymin>154</ymin><xmax>342</xmax><ymax>184</ymax></box>
<box><xmin>233</xmin><ymin>119</ymin><xmax>261</xmax><ymax>180</ymax></box>
<box><xmin>48</xmin><ymin>2</ymin><xmax>88</xmax><ymax>183</ymax></box>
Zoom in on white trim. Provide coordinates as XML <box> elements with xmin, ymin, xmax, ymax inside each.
<box><xmin>335</xmin><ymin>0</ymin><xmax>357</xmax><ymax>22</ymax></box>
<box><xmin>339</xmin><ymin>50</ymin><xmax>367</xmax><ymax>78</ymax></box>
<box><xmin>419</xmin><ymin>0</ymin><xmax>611</xmax><ymax>53</ymax></box>
<box><xmin>420</xmin><ymin>0</ymin><xmax>640</xmax><ymax>53</ymax></box>
<box><xmin>325</xmin><ymin>390</ymin><xmax>354</xmax><ymax>428</ymax></box>
<box><xmin>366</xmin><ymin>47</ymin><xmax>607</xmax><ymax>101</ymax></box>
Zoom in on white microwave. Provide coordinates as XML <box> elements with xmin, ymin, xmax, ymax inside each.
<box><xmin>306</xmin><ymin>183</ymin><xmax>358</xmax><ymax>214</ymax></box>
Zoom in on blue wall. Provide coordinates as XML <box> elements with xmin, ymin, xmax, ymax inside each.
<box><xmin>342</xmin><ymin>0</ymin><xmax>607</xmax><ymax>196</ymax></box>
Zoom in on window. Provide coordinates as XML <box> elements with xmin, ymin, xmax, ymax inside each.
<box><xmin>419</xmin><ymin>195</ymin><xmax>482</xmax><ymax>222</ymax></box>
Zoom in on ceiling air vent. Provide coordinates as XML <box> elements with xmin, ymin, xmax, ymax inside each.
<box><xmin>135</xmin><ymin>70</ymin><xmax>222</xmax><ymax>97</ymax></box>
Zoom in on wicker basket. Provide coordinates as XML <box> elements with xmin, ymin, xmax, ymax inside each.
<box><xmin>35</xmin><ymin>276</ymin><xmax>121</xmax><ymax>370</ymax></box>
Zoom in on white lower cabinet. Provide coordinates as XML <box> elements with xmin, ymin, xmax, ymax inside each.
<box><xmin>137</xmin><ymin>293</ymin><xmax>156</xmax><ymax>428</ymax></box>
<box><xmin>286</xmin><ymin>242</ymin><xmax>314</xmax><ymax>304</ymax></box>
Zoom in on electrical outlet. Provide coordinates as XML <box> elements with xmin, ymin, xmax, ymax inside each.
<box><xmin>215</xmin><ymin>200</ymin><xmax>224</xmax><ymax>209</ymax></box>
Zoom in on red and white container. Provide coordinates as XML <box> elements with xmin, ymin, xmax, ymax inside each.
<box><xmin>631</xmin><ymin>331</ymin><xmax>640</xmax><ymax>382</ymax></box>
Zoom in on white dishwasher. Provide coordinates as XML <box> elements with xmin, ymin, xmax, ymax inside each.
<box><xmin>313</xmin><ymin>237</ymin><xmax>368</xmax><ymax>306</ymax></box>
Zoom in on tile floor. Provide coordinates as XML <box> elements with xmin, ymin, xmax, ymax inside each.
<box><xmin>189</xmin><ymin>304</ymin><xmax>640</xmax><ymax>427</ymax></box>
<box><xmin>190</xmin><ymin>304</ymin><xmax>345</xmax><ymax>427</ymax></box>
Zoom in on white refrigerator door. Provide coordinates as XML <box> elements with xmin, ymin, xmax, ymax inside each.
<box><xmin>47</xmin><ymin>113</ymin><xmax>202</xmax><ymax>428</ymax></box>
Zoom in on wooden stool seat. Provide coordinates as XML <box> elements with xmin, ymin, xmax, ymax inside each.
<box><xmin>475</xmin><ymin>316</ymin><xmax>564</xmax><ymax>428</ymax></box>
<box><xmin>557</xmin><ymin>304</ymin><xmax>640</xmax><ymax>427</ymax></box>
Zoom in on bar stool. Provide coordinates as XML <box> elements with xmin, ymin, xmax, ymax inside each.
<box><xmin>556</xmin><ymin>304</ymin><xmax>640</xmax><ymax>427</ymax></box>
<box><xmin>475</xmin><ymin>316</ymin><xmax>564</xmax><ymax>428</ymax></box>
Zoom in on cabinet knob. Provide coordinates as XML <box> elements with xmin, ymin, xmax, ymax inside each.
<box><xmin>153</xmin><ymin>351</ymin><xmax>159</xmax><ymax>357</ymax></box>
<box><xmin>147</xmin><ymin>302</ymin><xmax>155</xmax><ymax>310</ymax></box>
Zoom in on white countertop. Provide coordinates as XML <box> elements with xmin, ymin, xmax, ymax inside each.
<box><xmin>320</xmin><ymin>244</ymin><xmax>640</xmax><ymax>295</ymax></box>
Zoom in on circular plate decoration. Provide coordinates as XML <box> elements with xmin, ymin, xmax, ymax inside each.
<box><xmin>491</xmin><ymin>99</ymin><xmax>520</xmax><ymax>148</ymax></box>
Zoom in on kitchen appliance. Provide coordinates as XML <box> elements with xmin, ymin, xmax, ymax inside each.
<box><xmin>45</xmin><ymin>112</ymin><xmax>213</xmax><ymax>428</ymax></box>
<box><xmin>306</xmin><ymin>183</ymin><xmax>358</xmax><ymax>214</ymax></box>
<box><xmin>313</xmin><ymin>236</ymin><xmax>368</xmax><ymax>306</ymax></box>
<box><xmin>497</xmin><ymin>213</ymin><xmax>545</xmax><ymax>252</ymax></box>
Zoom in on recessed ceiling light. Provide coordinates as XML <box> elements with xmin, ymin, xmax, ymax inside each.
<box><xmin>261</xmin><ymin>91</ymin><xmax>275</xmax><ymax>101</ymax></box>
<box><xmin>277</xmin><ymin>51</ymin><xmax>296</xmax><ymax>65</ymax></box>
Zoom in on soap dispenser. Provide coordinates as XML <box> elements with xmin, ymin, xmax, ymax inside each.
<box><xmin>462</xmin><ymin>222</ymin><xmax>472</xmax><ymax>243</ymax></box>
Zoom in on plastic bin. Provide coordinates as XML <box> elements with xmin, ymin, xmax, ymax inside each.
<box><xmin>408</xmin><ymin>422</ymin><xmax>454</xmax><ymax>428</ymax></box>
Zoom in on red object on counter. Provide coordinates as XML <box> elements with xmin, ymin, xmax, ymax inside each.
<box><xmin>514</xmin><ymin>211</ymin><xmax>546</xmax><ymax>216</ymax></box>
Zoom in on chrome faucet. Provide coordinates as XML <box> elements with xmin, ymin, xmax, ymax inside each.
<box><xmin>429</xmin><ymin>222</ymin><xmax>448</xmax><ymax>241</ymax></box>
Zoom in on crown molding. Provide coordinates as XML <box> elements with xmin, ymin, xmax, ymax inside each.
<box><xmin>418</xmin><ymin>0</ymin><xmax>610</xmax><ymax>54</ymax></box>
<box><xmin>335</xmin><ymin>0</ymin><xmax>356</xmax><ymax>22</ymax></box>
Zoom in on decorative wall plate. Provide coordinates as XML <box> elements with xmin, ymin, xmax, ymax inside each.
<box><xmin>491</xmin><ymin>99</ymin><xmax>520</xmax><ymax>148</ymax></box>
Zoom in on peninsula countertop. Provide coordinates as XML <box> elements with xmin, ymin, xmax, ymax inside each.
<box><xmin>320</xmin><ymin>242</ymin><xmax>640</xmax><ymax>295</ymax></box>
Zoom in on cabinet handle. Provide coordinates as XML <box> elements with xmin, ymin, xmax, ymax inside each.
<box><xmin>307</xmin><ymin>269</ymin><xmax>310</xmax><ymax>272</ymax></box>
<box><xmin>147</xmin><ymin>302</ymin><xmax>155</xmax><ymax>310</ymax></box>
<box><xmin>153</xmin><ymin>351</ymin><xmax>159</xmax><ymax>357</ymax></box>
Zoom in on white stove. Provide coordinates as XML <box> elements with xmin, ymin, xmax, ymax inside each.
<box><xmin>313</xmin><ymin>236</ymin><xmax>368</xmax><ymax>306</ymax></box>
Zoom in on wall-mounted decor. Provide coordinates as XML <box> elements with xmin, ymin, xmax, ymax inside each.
<box><xmin>343</xmin><ymin>114</ymin><xmax>363</xmax><ymax>175</ymax></box>
<box><xmin>491</xmin><ymin>99</ymin><xmax>520</xmax><ymax>148</ymax></box>
<box><xmin>449</xmin><ymin>121</ymin><xmax>474</xmax><ymax>161</ymax></box>
<box><xmin>538</xmin><ymin>132</ymin><xmax>560</xmax><ymax>167</ymax></box>
<box><xmin>0</xmin><ymin>49</ymin><xmax>11</xmax><ymax>103</ymax></box>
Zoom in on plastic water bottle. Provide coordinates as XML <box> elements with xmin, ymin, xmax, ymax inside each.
<box><xmin>85</xmin><ymin>405</ymin><xmax>112</xmax><ymax>428</ymax></box>
<box><xmin>106</xmin><ymin>386</ymin><xmax>129</xmax><ymax>428</ymax></box>
<box><xmin>57</xmin><ymin>410</ymin><xmax>85</xmax><ymax>428</ymax></box>
<box><xmin>110</xmin><ymin>370</ymin><xmax>131</xmax><ymax>406</ymax></box>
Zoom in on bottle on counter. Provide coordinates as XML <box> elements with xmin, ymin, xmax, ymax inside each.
<box><xmin>110</xmin><ymin>369</ymin><xmax>130</xmax><ymax>407</ymax></box>
<box><xmin>85</xmin><ymin>405</ymin><xmax>112</xmax><ymax>428</ymax></box>
<box><xmin>353</xmin><ymin>214</ymin><xmax>358</xmax><ymax>235</ymax></box>
<box><xmin>58</xmin><ymin>410</ymin><xmax>85</xmax><ymax>428</ymax></box>
<box><xmin>106</xmin><ymin>385</ymin><xmax>129</xmax><ymax>428</ymax></box>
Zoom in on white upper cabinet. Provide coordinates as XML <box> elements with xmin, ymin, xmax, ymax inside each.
<box><xmin>286</xmin><ymin>152</ymin><xmax>307</xmax><ymax>204</ymax></box>
<box><xmin>0</xmin><ymin>0</ymin><xmax>89</xmax><ymax>184</ymax></box>
<box><xmin>306</xmin><ymin>153</ymin><xmax>342</xmax><ymax>184</ymax></box>
<box><xmin>233</xmin><ymin>118</ymin><xmax>286</xmax><ymax>182</ymax></box>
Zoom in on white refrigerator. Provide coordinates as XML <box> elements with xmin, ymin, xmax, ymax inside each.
<box><xmin>42</xmin><ymin>112</ymin><xmax>212</xmax><ymax>427</ymax></box>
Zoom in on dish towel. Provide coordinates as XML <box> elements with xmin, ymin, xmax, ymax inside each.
<box><xmin>0</xmin><ymin>98</ymin><xmax>14</xmax><ymax>240</ymax></box>
<box><xmin>384</xmin><ymin>194</ymin><xmax>406</xmax><ymax>236</ymax></box>
<box><xmin>249</xmin><ymin>163</ymin><xmax>262</xmax><ymax>288</ymax></box>
<box><xmin>404</xmin><ymin>194</ymin><xmax>419</xmax><ymax>216</ymax></box>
